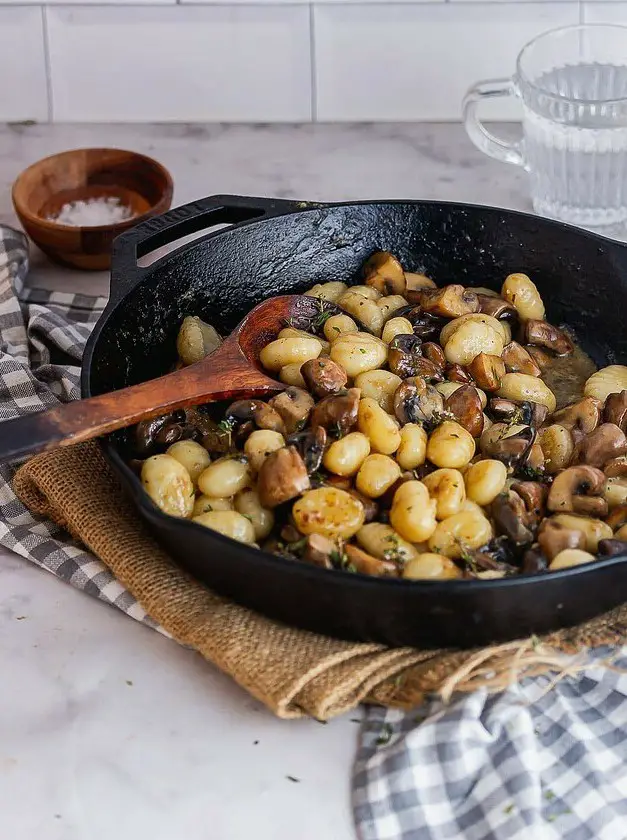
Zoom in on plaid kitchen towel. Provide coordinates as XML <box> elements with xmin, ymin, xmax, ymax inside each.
<box><xmin>2</xmin><ymin>224</ymin><xmax>627</xmax><ymax>840</ymax></box>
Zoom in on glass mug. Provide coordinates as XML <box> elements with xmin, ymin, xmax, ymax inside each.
<box><xmin>463</xmin><ymin>24</ymin><xmax>627</xmax><ymax>237</ymax></box>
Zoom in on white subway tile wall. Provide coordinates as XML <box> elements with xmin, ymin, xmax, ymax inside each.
<box><xmin>0</xmin><ymin>1</ymin><xmax>624</xmax><ymax>122</ymax></box>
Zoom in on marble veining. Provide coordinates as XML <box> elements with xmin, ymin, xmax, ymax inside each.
<box><xmin>0</xmin><ymin>121</ymin><xmax>529</xmax><ymax>840</ymax></box>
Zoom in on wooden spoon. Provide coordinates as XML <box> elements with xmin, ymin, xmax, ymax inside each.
<box><xmin>0</xmin><ymin>294</ymin><xmax>328</xmax><ymax>463</ymax></box>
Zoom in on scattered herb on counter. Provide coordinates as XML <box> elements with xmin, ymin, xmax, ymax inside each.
<box><xmin>286</xmin><ymin>775</ymin><xmax>301</xmax><ymax>783</ymax></box>
<box><xmin>503</xmin><ymin>804</ymin><xmax>515</xmax><ymax>815</ymax></box>
<box><xmin>544</xmin><ymin>790</ymin><xmax>556</xmax><ymax>801</ymax></box>
<box><xmin>125</xmin><ymin>680</ymin><xmax>133</xmax><ymax>686</ymax></box>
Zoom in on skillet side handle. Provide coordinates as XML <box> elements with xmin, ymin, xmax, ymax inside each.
<box><xmin>109</xmin><ymin>195</ymin><xmax>311</xmax><ymax>304</ymax></box>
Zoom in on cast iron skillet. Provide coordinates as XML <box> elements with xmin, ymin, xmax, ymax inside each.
<box><xmin>82</xmin><ymin>194</ymin><xmax>627</xmax><ymax>648</ymax></box>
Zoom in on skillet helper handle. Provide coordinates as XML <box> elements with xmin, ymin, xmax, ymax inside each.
<box><xmin>110</xmin><ymin>194</ymin><xmax>306</xmax><ymax>303</ymax></box>
<box><xmin>462</xmin><ymin>78</ymin><xmax>525</xmax><ymax>166</ymax></box>
<box><xmin>0</xmin><ymin>337</ymin><xmax>279</xmax><ymax>464</ymax></box>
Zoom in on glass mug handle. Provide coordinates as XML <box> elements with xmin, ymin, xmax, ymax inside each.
<box><xmin>462</xmin><ymin>78</ymin><xmax>524</xmax><ymax>167</ymax></box>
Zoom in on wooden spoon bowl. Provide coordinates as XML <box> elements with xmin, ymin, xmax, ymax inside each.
<box><xmin>0</xmin><ymin>294</ymin><xmax>331</xmax><ymax>463</ymax></box>
<box><xmin>12</xmin><ymin>148</ymin><xmax>173</xmax><ymax>270</ymax></box>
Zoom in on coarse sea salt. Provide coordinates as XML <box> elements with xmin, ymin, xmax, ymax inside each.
<box><xmin>47</xmin><ymin>196</ymin><xmax>135</xmax><ymax>227</ymax></box>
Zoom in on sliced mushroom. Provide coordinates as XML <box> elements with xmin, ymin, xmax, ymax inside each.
<box><xmin>488</xmin><ymin>398</ymin><xmax>547</xmax><ymax>428</ymax></box>
<box><xmin>268</xmin><ymin>387</ymin><xmax>314</xmax><ymax>435</ymax></box>
<box><xmin>135</xmin><ymin>412</ymin><xmax>183</xmax><ymax>456</ymax></box>
<box><xmin>344</xmin><ymin>544</ymin><xmax>398</xmax><ymax>577</ymax></box>
<box><xmin>404</xmin><ymin>272</ymin><xmax>436</xmax><ymax>304</ymax></box>
<box><xmin>300</xmin><ymin>358</ymin><xmax>348</xmax><ymax>398</ymax></box>
<box><xmin>225</xmin><ymin>398</ymin><xmax>285</xmax><ymax>433</ymax></box>
<box><xmin>302</xmin><ymin>534</ymin><xmax>335</xmax><ymax>569</ymax></box>
<box><xmin>547</xmin><ymin>464</ymin><xmax>608</xmax><ymax>517</ymax></box>
<box><xmin>490</xmin><ymin>491</ymin><xmax>534</xmax><ymax>545</ymax></box>
<box><xmin>363</xmin><ymin>251</ymin><xmax>406</xmax><ymax>296</ymax></box>
<box><xmin>553</xmin><ymin>397</ymin><xmax>602</xmax><ymax>434</ymax></box>
<box><xmin>511</xmin><ymin>480</ymin><xmax>547</xmax><ymax>526</ymax></box>
<box><xmin>310</xmin><ymin>387</ymin><xmax>361</xmax><ymax>435</ymax></box>
<box><xmin>537</xmin><ymin>519</ymin><xmax>586</xmax><ymax>559</ymax></box>
<box><xmin>523</xmin><ymin>320</ymin><xmax>574</xmax><ymax>356</ymax></box>
<box><xmin>394</xmin><ymin>378</ymin><xmax>444</xmax><ymax>426</ymax></box>
<box><xmin>521</xmin><ymin>545</ymin><xmax>549</xmax><ymax>574</ymax></box>
<box><xmin>574</xmin><ymin>423</ymin><xmax>627</xmax><ymax>468</ymax></box>
<box><xmin>468</xmin><ymin>353</ymin><xmax>505</xmax><ymax>392</ymax></box>
<box><xmin>394</xmin><ymin>306</ymin><xmax>446</xmax><ymax>340</ymax></box>
<box><xmin>480</xmin><ymin>423</ymin><xmax>536</xmax><ymax>468</ymax></box>
<box><xmin>287</xmin><ymin>426</ymin><xmax>327</xmax><ymax>474</ymax></box>
<box><xmin>501</xmin><ymin>342</ymin><xmax>542</xmax><ymax>376</ymax></box>
<box><xmin>257</xmin><ymin>446</ymin><xmax>311</xmax><ymax>509</ymax></box>
<box><xmin>526</xmin><ymin>345</ymin><xmax>552</xmax><ymax>371</ymax></box>
<box><xmin>476</xmin><ymin>294</ymin><xmax>518</xmax><ymax>322</ymax></box>
<box><xmin>443</xmin><ymin>384</ymin><xmax>484</xmax><ymax>437</ymax></box>
<box><xmin>606</xmin><ymin>504</ymin><xmax>627</xmax><ymax>531</ymax></box>
<box><xmin>422</xmin><ymin>341</ymin><xmax>446</xmax><ymax>368</ymax></box>
<box><xmin>445</xmin><ymin>364</ymin><xmax>474</xmax><ymax>384</ymax></box>
<box><xmin>420</xmin><ymin>285</ymin><xmax>480</xmax><ymax>318</ymax></box>
<box><xmin>604</xmin><ymin>456</ymin><xmax>627</xmax><ymax>477</ymax></box>
<box><xmin>597</xmin><ymin>538</ymin><xmax>627</xmax><ymax>558</ymax></box>
<box><xmin>387</xmin><ymin>334</ymin><xmax>443</xmax><ymax>381</ymax></box>
<box><xmin>604</xmin><ymin>390</ymin><xmax>627</xmax><ymax>433</ymax></box>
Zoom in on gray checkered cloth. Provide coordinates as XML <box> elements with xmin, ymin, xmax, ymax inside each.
<box><xmin>1</xmin><ymin>225</ymin><xmax>627</xmax><ymax>840</ymax></box>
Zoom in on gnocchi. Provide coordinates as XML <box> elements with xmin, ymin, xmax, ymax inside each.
<box><xmin>134</xmin><ymin>250</ymin><xmax>614</xmax><ymax>585</ymax></box>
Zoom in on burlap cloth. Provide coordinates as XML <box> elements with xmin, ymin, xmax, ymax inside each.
<box><xmin>13</xmin><ymin>442</ymin><xmax>627</xmax><ymax>720</ymax></box>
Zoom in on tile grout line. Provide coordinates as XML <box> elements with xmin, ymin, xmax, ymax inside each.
<box><xmin>41</xmin><ymin>6</ymin><xmax>54</xmax><ymax>123</ymax></box>
<box><xmin>309</xmin><ymin>3</ymin><xmax>317</xmax><ymax>123</ymax></box>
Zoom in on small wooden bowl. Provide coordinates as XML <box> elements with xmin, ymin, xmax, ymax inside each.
<box><xmin>12</xmin><ymin>148</ymin><xmax>173</xmax><ymax>271</ymax></box>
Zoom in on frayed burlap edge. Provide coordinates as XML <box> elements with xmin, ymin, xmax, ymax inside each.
<box><xmin>13</xmin><ymin>442</ymin><xmax>627</xmax><ymax>719</ymax></box>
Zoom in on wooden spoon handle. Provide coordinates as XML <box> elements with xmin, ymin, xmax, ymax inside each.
<box><xmin>0</xmin><ymin>340</ymin><xmax>281</xmax><ymax>463</ymax></box>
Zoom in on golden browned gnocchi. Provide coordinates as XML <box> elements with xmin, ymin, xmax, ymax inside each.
<box><xmin>134</xmin><ymin>251</ymin><xmax>624</xmax><ymax>583</ymax></box>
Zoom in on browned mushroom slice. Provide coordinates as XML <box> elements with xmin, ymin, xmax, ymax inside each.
<box><xmin>395</xmin><ymin>307</ymin><xmax>447</xmax><ymax>340</ymax></box>
<box><xmin>363</xmin><ymin>251</ymin><xmax>406</xmax><ymax>295</ymax></box>
<box><xmin>422</xmin><ymin>341</ymin><xmax>447</xmax><ymax>368</ymax></box>
<box><xmin>287</xmin><ymin>426</ymin><xmax>327</xmax><ymax>474</ymax></box>
<box><xmin>547</xmin><ymin>464</ymin><xmax>608</xmax><ymax>517</ymax></box>
<box><xmin>523</xmin><ymin>320</ymin><xmax>574</xmax><ymax>356</ymax></box>
<box><xmin>511</xmin><ymin>480</ymin><xmax>547</xmax><ymax>525</ymax></box>
<box><xmin>468</xmin><ymin>353</ymin><xmax>506</xmax><ymax>391</ymax></box>
<box><xmin>501</xmin><ymin>342</ymin><xmax>542</xmax><ymax>376</ymax></box>
<box><xmin>575</xmin><ymin>423</ymin><xmax>627</xmax><ymax>468</ymax></box>
<box><xmin>476</xmin><ymin>294</ymin><xmax>518</xmax><ymax>322</ymax></box>
<box><xmin>225</xmin><ymin>398</ymin><xmax>285</xmax><ymax>434</ymax></box>
<box><xmin>604</xmin><ymin>390</ymin><xmax>627</xmax><ymax>433</ymax></box>
<box><xmin>443</xmin><ymin>384</ymin><xmax>484</xmax><ymax>437</ymax></box>
<box><xmin>480</xmin><ymin>423</ymin><xmax>536</xmax><ymax>467</ymax></box>
<box><xmin>404</xmin><ymin>272</ymin><xmax>436</xmax><ymax>304</ymax></box>
<box><xmin>488</xmin><ymin>398</ymin><xmax>548</xmax><ymax>428</ymax></box>
<box><xmin>302</xmin><ymin>534</ymin><xmax>336</xmax><ymax>569</ymax></box>
<box><xmin>394</xmin><ymin>378</ymin><xmax>444</xmax><ymax>426</ymax></box>
<box><xmin>344</xmin><ymin>544</ymin><xmax>398</xmax><ymax>577</ymax></box>
<box><xmin>537</xmin><ymin>519</ymin><xmax>586</xmax><ymax>559</ymax></box>
<box><xmin>268</xmin><ymin>387</ymin><xmax>314</xmax><ymax>435</ymax></box>
<box><xmin>526</xmin><ymin>345</ymin><xmax>553</xmax><ymax>371</ymax></box>
<box><xmin>253</xmin><ymin>403</ymin><xmax>287</xmax><ymax>435</ymax></box>
<box><xmin>257</xmin><ymin>446</ymin><xmax>311</xmax><ymax>509</ymax></box>
<box><xmin>521</xmin><ymin>545</ymin><xmax>549</xmax><ymax>574</ymax></box>
<box><xmin>310</xmin><ymin>387</ymin><xmax>361</xmax><ymax>435</ymax></box>
<box><xmin>420</xmin><ymin>284</ymin><xmax>480</xmax><ymax>318</ymax></box>
<box><xmin>553</xmin><ymin>397</ymin><xmax>602</xmax><ymax>434</ymax></box>
<box><xmin>597</xmin><ymin>538</ymin><xmax>627</xmax><ymax>557</ymax></box>
<box><xmin>490</xmin><ymin>491</ymin><xmax>534</xmax><ymax>545</ymax></box>
<box><xmin>300</xmin><ymin>358</ymin><xmax>348</xmax><ymax>398</ymax></box>
<box><xmin>387</xmin><ymin>335</ymin><xmax>443</xmax><ymax>380</ymax></box>
<box><xmin>445</xmin><ymin>364</ymin><xmax>474</xmax><ymax>384</ymax></box>
<box><xmin>604</xmin><ymin>456</ymin><xmax>627</xmax><ymax>477</ymax></box>
<box><xmin>606</xmin><ymin>504</ymin><xmax>627</xmax><ymax>531</ymax></box>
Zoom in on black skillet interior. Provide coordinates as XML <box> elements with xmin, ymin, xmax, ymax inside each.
<box><xmin>82</xmin><ymin>195</ymin><xmax>627</xmax><ymax>648</ymax></box>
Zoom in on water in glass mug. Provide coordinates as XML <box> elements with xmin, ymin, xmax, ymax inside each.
<box><xmin>463</xmin><ymin>26</ymin><xmax>627</xmax><ymax>238</ymax></box>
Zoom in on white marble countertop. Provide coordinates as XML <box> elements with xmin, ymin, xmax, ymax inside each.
<box><xmin>0</xmin><ymin>122</ymin><xmax>528</xmax><ymax>840</ymax></box>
